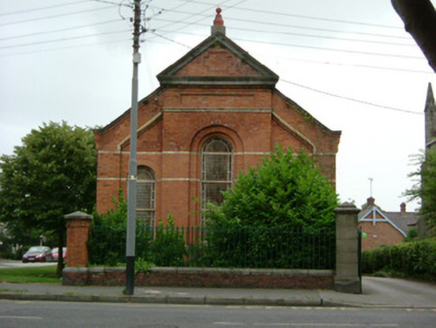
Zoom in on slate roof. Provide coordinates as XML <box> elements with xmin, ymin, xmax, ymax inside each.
<box><xmin>385</xmin><ymin>211</ymin><xmax>419</xmax><ymax>233</ymax></box>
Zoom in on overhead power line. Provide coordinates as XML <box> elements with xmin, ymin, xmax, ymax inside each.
<box><xmin>281</xmin><ymin>79</ymin><xmax>424</xmax><ymax>115</ymax></box>
<box><xmin>226</xmin><ymin>16</ymin><xmax>409</xmax><ymax>40</ymax></box>
<box><xmin>141</xmin><ymin>29</ymin><xmax>429</xmax><ymax>75</ymax></box>
<box><xmin>253</xmin><ymin>52</ymin><xmax>432</xmax><ymax>75</ymax></box>
<box><xmin>231</xmin><ymin>36</ymin><xmax>422</xmax><ymax>60</ymax></box>
<box><xmin>0</xmin><ymin>30</ymin><xmax>130</xmax><ymax>50</ymax></box>
<box><xmin>0</xmin><ymin>1</ymin><xmax>89</xmax><ymax>16</ymax></box>
<box><xmin>0</xmin><ymin>19</ymin><xmax>123</xmax><ymax>42</ymax></box>
<box><xmin>146</xmin><ymin>29</ymin><xmax>431</xmax><ymax>74</ymax></box>
<box><xmin>0</xmin><ymin>5</ymin><xmax>114</xmax><ymax>27</ymax></box>
<box><xmin>0</xmin><ymin>0</ymin><xmax>424</xmax><ymax>71</ymax></box>
<box><xmin>185</xmin><ymin>0</ymin><xmax>402</xmax><ymax>30</ymax></box>
<box><xmin>151</xmin><ymin>1</ymin><xmax>411</xmax><ymax>40</ymax></box>
<box><xmin>233</xmin><ymin>5</ymin><xmax>402</xmax><ymax>30</ymax></box>
<box><xmin>149</xmin><ymin>31</ymin><xmax>192</xmax><ymax>49</ymax></box>
<box><xmin>90</xmin><ymin>0</ymin><xmax>131</xmax><ymax>6</ymax></box>
<box><xmin>151</xmin><ymin>17</ymin><xmax>414</xmax><ymax>47</ymax></box>
<box><xmin>0</xmin><ymin>38</ymin><xmax>131</xmax><ymax>58</ymax></box>
<box><xmin>150</xmin><ymin>6</ymin><xmax>409</xmax><ymax>40</ymax></box>
<box><xmin>232</xmin><ymin>26</ymin><xmax>414</xmax><ymax>47</ymax></box>
<box><xmin>0</xmin><ymin>0</ymin><xmax>130</xmax><ymax>18</ymax></box>
<box><xmin>2</xmin><ymin>25</ymin><xmax>427</xmax><ymax>76</ymax></box>
<box><xmin>148</xmin><ymin>0</ymin><xmax>243</xmax><ymax>34</ymax></box>
<box><xmin>149</xmin><ymin>27</ymin><xmax>422</xmax><ymax>60</ymax></box>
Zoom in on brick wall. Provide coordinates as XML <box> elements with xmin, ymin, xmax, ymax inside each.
<box><xmin>95</xmin><ymin>88</ymin><xmax>340</xmax><ymax>225</ymax></box>
<box><xmin>63</xmin><ymin>267</ymin><xmax>333</xmax><ymax>289</ymax></box>
<box><xmin>359</xmin><ymin>221</ymin><xmax>404</xmax><ymax>250</ymax></box>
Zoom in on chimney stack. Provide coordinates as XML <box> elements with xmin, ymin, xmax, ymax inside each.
<box><xmin>367</xmin><ymin>197</ymin><xmax>375</xmax><ymax>206</ymax></box>
<box><xmin>400</xmin><ymin>202</ymin><xmax>406</xmax><ymax>214</ymax></box>
<box><xmin>211</xmin><ymin>8</ymin><xmax>226</xmax><ymax>36</ymax></box>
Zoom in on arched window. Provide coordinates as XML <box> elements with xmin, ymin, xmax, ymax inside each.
<box><xmin>201</xmin><ymin>137</ymin><xmax>233</xmax><ymax>217</ymax></box>
<box><xmin>136</xmin><ymin>166</ymin><xmax>156</xmax><ymax>226</ymax></box>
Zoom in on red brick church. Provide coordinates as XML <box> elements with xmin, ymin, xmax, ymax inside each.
<box><xmin>94</xmin><ymin>8</ymin><xmax>341</xmax><ymax>227</ymax></box>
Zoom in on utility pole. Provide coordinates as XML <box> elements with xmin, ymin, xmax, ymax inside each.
<box><xmin>125</xmin><ymin>0</ymin><xmax>141</xmax><ymax>296</ymax></box>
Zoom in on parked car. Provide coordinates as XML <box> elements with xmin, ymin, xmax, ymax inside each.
<box><xmin>51</xmin><ymin>247</ymin><xmax>67</xmax><ymax>262</ymax></box>
<box><xmin>22</xmin><ymin>246</ymin><xmax>53</xmax><ymax>263</ymax></box>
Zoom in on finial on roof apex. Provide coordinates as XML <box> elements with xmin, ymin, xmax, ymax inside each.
<box><xmin>211</xmin><ymin>7</ymin><xmax>226</xmax><ymax>36</ymax></box>
<box><xmin>214</xmin><ymin>8</ymin><xmax>224</xmax><ymax>26</ymax></box>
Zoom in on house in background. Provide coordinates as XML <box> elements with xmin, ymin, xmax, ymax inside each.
<box><xmin>94</xmin><ymin>9</ymin><xmax>341</xmax><ymax>227</ymax></box>
<box><xmin>358</xmin><ymin>197</ymin><xmax>418</xmax><ymax>250</ymax></box>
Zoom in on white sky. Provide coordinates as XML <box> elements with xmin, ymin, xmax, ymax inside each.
<box><xmin>1</xmin><ymin>0</ymin><xmax>435</xmax><ymax>212</ymax></box>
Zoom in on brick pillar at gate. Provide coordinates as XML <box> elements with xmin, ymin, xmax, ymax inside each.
<box><xmin>334</xmin><ymin>202</ymin><xmax>361</xmax><ymax>294</ymax></box>
<box><xmin>64</xmin><ymin>211</ymin><xmax>92</xmax><ymax>267</ymax></box>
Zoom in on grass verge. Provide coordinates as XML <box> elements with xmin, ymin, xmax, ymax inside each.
<box><xmin>0</xmin><ymin>265</ymin><xmax>60</xmax><ymax>283</ymax></box>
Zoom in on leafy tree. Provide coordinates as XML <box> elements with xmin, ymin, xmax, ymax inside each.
<box><xmin>0</xmin><ymin>121</ymin><xmax>96</xmax><ymax>277</ymax></box>
<box><xmin>404</xmin><ymin>227</ymin><xmax>418</xmax><ymax>242</ymax></box>
<box><xmin>206</xmin><ymin>145</ymin><xmax>338</xmax><ymax>229</ymax></box>
<box><xmin>204</xmin><ymin>146</ymin><xmax>338</xmax><ymax>269</ymax></box>
<box><xmin>405</xmin><ymin>149</ymin><xmax>436</xmax><ymax>233</ymax></box>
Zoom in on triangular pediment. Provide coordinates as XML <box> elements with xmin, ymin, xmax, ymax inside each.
<box><xmin>157</xmin><ymin>32</ymin><xmax>279</xmax><ymax>87</ymax></box>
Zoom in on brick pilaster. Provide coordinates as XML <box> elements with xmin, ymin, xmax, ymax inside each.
<box><xmin>64</xmin><ymin>211</ymin><xmax>92</xmax><ymax>267</ymax></box>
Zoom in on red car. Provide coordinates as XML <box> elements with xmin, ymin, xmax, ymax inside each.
<box><xmin>51</xmin><ymin>247</ymin><xmax>67</xmax><ymax>262</ymax></box>
<box><xmin>22</xmin><ymin>246</ymin><xmax>53</xmax><ymax>263</ymax></box>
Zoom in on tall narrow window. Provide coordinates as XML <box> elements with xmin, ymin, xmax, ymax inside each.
<box><xmin>201</xmin><ymin>137</ymin><xmax>233</xmax><ymax>218</ymax></box>
<box><xmin>136</xmin><ymin>166</ymin><xmax>156</xmax><ymax>226</ymax></box>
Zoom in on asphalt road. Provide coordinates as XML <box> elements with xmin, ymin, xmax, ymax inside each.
<box><xmin>1</xmin><ymin>300</ymin><xmax>435</xmax><ymax>328</ymax></box>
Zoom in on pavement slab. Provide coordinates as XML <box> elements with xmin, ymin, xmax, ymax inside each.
<box><xmin>1</xmin><ymin>274</ymin><xmax>436</xmax><ymax>308</ymax></box>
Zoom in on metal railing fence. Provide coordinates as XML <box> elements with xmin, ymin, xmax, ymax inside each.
<box><xmin>87</xmin><ymin>225</ymin><xmax>335</xmax><ymax>270</ymax></box>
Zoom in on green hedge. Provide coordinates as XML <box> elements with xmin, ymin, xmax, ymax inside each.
<box><xmin>88</xmin><ymin>216</ymin><xmax>186</xmax><ymax>267</ymax></box>
<box><xmin>362</xmin><ymin>238</ymin><xmax>436</xmax><ymax>281</ymax></box>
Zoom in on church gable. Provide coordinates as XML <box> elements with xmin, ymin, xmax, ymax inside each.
<box><xmin>157</xmin><ymin>15</ymin><xmax>278</xmax><ymax>87</ymax></box>
<box><xmin>175</xmin><ymin>45</ymin><xmax>261</xmax><ymax>78</ymax></box>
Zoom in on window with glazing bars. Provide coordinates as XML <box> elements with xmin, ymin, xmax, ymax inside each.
<box><xmin>136</xmin><ymin>166</ymin><xmax>156</xmax><ymax>226</ymax></box>
<box><xmin>201</xmin><ymin>137</ymin><xmax>233</xmax><ymax>219</ymax></box>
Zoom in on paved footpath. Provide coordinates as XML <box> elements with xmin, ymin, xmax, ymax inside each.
<box><xmin>1</xmin><ymin>276</ymin><xmax>436</xmax><ymax>308</ymax></box>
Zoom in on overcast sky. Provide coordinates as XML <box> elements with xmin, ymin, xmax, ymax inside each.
<box><xmin>1</xmin><ymin>0</ymin><xmax>435</xmax><ymax>212</ymax></box>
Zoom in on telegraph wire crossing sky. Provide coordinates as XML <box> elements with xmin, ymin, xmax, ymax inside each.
<box><xmin>0</xmin><ymin>0</ymin><xmax>435</xmax><ymax>212</ymax></box>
